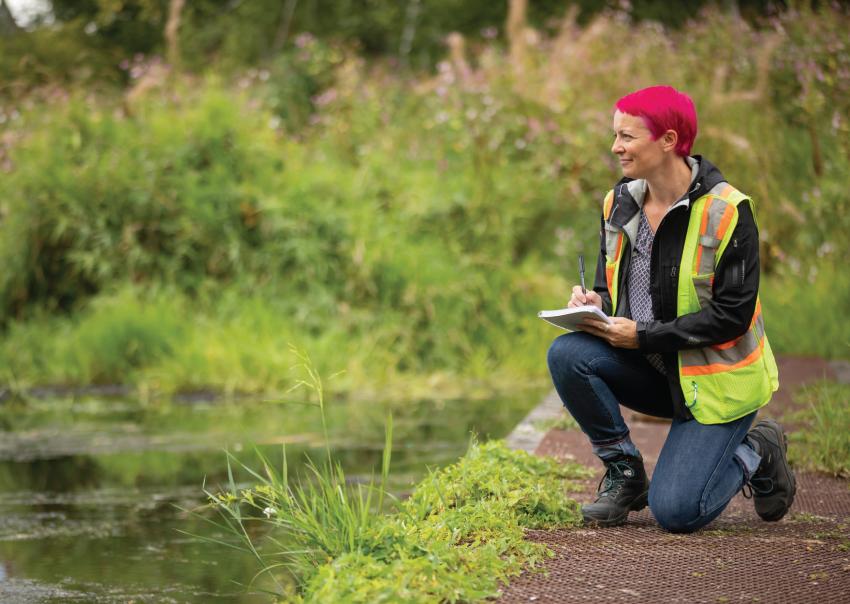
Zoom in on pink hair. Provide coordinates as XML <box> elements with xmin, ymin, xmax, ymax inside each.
<box><xmin>615</xmin><ymin>86</ymin><xmax>698</xmax><ymax>157</ymax></box>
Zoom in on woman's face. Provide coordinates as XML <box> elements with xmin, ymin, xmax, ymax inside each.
<box><xmin>611</xmin><ymin>110</ymin><xmax>666</xmax><ymax>179</ymax></box>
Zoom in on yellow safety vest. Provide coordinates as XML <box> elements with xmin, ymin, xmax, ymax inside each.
<box><xmin>602</xmin><ymin>183</ymin><xmax>779</xmax><ymax>424</ymax></box>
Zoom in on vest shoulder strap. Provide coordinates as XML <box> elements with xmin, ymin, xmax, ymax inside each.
<box><xmin>603</xmin><ymin>189</ymin><xmax>615</xmax><ymax>220</ymax></box>
<box><xmin>707</xmin><ymin>182</ymin><xmax>750</xmax><ymax>207</ymax></box>
<box><xmin>694</xmin><ymin>194</ymin><xmax>738</xmax><ymax>274</ymax></box>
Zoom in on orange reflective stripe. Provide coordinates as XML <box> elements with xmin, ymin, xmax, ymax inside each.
<box><xmin>613</xmin><ymin>232</ymin><xmax>624</xmax><ymax>260</ymax></box>
<box><xmin>694</xmin><ymin>198</ymin><xmax>713</xmax><ymax>272</ymax></box>
<box><xmin>704</xmin><ymin>301</ymin><xmax>762</xmax><ymax>353</ymax></box>
<box><xmin>699</xmin><ymin>198</ymin><xmax>713</xmax><ymax>235</ymax></box>
<box><xmin>711</xmin><ymin>334</ymin><xmax>744</xmax><ymax>351</ymax></box>
<box><xmin>681</xmin><ymin>337</ymin><xmax>764</xmax><ymax>376</ymax></box>
<box><xmin>716</xmin><ymin>203</ymin><xmax>736</xmax><ymax>240</ymax></box>
<box><xmin>606</xmin><ymin>264</ymin><xmax>614</xmax><ymax>293</ymax></box>
<box><xmin>719</xmin><ymin>183</ymin><xmax>734</xmax><ymax>197</ymax></box>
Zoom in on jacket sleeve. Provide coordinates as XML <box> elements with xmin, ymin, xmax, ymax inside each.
<box><xmin>594</xmin><ymin>215</ymin><xmax>614</xmax><ymax>316</ymax></box>
<box><xmin>637</xmin><ymin>202</ymin><xmax>759</xmax><ymax>352</ymax></box>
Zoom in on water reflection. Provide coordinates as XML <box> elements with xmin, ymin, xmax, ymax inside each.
<box><xmin>0</xmin><ymin>389</ymin><xmax>542</xmax><ymax>602</ymax></box>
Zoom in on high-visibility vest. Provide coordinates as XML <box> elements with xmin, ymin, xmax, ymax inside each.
<box><xmin>602</xmin><ymin>183</ymin><xmax>779</xmax><ymax>424</ymax></box>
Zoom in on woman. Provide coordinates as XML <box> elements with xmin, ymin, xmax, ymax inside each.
<box><xmin>546</xmin><ymin>86</ymin><xmax>795</xmax><ymax>533</ymax></box>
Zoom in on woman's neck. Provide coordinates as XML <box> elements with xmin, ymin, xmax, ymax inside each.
<box><xmin>644</xmin><ymin>157</ymin><xmax>694</xmax><ymax>208</ymax></box>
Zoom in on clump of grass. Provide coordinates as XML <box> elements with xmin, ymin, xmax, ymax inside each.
<box><xmin>786</xmin><ymin>382</ymin><xmax>850</xmax><ymax>478</ymax></box>
<box><xmin>198</xmin><ymin>349</ymin><xmax>591</xmax><ymax>602</ymax></box>
<box><xmin>210</xmin><ymin>439</ymin><xmax>590</xmax><ymax>603</ymax></box>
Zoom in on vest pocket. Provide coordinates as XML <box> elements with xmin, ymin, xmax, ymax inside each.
<box><xmin>692</xmin><ymin>273</ymin><xmax>714</xmax><ymax>309</ymax></box>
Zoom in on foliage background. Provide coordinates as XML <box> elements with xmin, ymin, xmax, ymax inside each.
<box><xmin>0</xmin><ymin>0</ymin><xmax>848</xmax><ymax>399</ymax></box>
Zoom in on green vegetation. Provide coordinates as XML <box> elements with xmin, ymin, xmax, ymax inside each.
<box><xmin>3</xmin><ymin>3</ymin><xmax>848</xmax><ymax>602</ymax></box>
<box><xmin>207</xmin><ymin>437</ymin><xmax>590</xmax><ymax>602</ymax></box>
<box><xmin>1</xmin><ymin>6</ymin><xmax>849</xmax><ymax>400</ymax></box>
<box><xmin>787</xmin><ymin>382</ymin><xmax>850</xmax><ymax>478</ymax></box>
<box><xmin>194</xmin><ymin>355</ymin><xmax>589</xmax><ymax>601</ymax></box>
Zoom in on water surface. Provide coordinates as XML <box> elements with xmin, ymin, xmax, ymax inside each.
<box><xmin>0</xmin><ymin>390</ymin><xmax>540</xmax><ymax>602</ymax></box>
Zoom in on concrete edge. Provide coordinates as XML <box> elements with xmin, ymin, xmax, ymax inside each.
<box><xmin>828</xmin><ymin>359</ymin><xmax>850</xmax><ymax>384</ymax></box>
<box><xmin>504</xmin><ymin>389</ymin><xmax>563</xmax><ymax>453</ymax></box>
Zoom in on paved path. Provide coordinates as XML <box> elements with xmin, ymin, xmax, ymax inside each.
<box><xmin>501</xmin><ymin>356</ymin><xmax>850</xmax><ymax>603</ymax></box>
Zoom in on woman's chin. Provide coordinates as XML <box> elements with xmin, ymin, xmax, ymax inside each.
<box><xmin>619</xmin><ymin>163</ymin><xmax>642</xmax><ymax>178</ymax></box>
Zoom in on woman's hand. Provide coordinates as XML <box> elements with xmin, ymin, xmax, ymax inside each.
<box><xmin>568</xmin><ymin>286</ymin><xmax>603</xmax><ymax>309</ymax></box>
<box><xmin>579</xmin><ymin>317</ymin><xmax>639</xmax><ymax>349</ymax></box>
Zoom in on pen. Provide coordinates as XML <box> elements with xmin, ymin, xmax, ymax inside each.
<box><xmin>579</xmin><ymin>254</ymin><xmax>586</xmax><ymax>297</ymax></box>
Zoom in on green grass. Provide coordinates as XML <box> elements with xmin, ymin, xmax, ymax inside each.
<box><xmin>189</xmin><ymin>354</ymin><xmax>590</xmax><ymax>601</ymax></box>
<box><xmin>204</xmin><ymin>438</ymin><xmax>591</xmax><ymax>603</ymax></box>
<box><xmin>787</xmin><ymin>382</ymin><xmax>850</xmax><ymax>478</ymax></box>
<box><xmin>761</xmin><ymin>266</ymin><xmax>850</xmax><ymax>361</ymax></box>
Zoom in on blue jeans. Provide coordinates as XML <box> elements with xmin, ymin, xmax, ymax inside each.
<box><xmin>546</xmin><ymin>332</ymin><xmax>762</xmax><ymax>533</ymax></box>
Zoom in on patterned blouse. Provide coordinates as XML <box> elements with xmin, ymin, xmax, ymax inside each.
<box><xmin>628</xmin><ymin>210</ymin><xmax>667</xmax><ymax>374</ymax></box>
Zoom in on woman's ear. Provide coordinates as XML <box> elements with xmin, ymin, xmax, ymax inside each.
<box><xmin>662</xmin><ymin>129</ymin><xmax>679</xmax><ymax>153</ymax></box>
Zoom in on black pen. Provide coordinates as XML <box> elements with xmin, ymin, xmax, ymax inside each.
<box><xmin>579</xmin><ymin>254</ymin><xmax>586</xmax><ymax>297</ymax></box>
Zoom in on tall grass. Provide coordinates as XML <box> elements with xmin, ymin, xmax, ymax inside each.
<box><xmin>787</xmin><ymin>382</ymin><xmax>850</xmax><ymax>478</ymax></box>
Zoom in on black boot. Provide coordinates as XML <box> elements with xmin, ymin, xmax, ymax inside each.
<box><xmin>582</xmin><ymin>455</ymin><xmax>649</xmax><ymax>527</ymax></box>
<box><xmin>743</xmin><ymin>419</ymin><xmax>796</xmax><ymax>521</ymax></box>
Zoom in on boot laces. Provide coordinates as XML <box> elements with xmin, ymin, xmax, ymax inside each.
<box><xmin>741</xmin><ymin>476</ymin><xmax>774</xmax><ymax>499</ymax></box>
<box><xmin>595</xmin><ymin>460</ymin><xmax>633</xmax><ymax>500</ymax></box>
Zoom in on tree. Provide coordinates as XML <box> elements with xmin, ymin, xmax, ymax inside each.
<box><xmin>0</xmin><ymin>0</ymin><xmax>22</xmax><ymax>36</ymax></box>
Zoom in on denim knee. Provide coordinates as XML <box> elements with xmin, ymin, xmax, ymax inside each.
<box><xmin>546</xmin><ymin>332</ymin><xmax>593</xmax><ymax>378</ymax></box>
<box><xmin>649</xmin><ymin>488</ymin><xmax>704</xmax><ymax>534</ymax></box>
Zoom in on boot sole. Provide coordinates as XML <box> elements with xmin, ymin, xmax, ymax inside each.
<box><xmin>583</xmin><ymin>490</ymin><xmax>649</xmax><ymax>528</ymax></box>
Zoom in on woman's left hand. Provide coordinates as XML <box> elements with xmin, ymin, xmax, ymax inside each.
<box><xmin>579</xmin><ymin>317</ymin><xmax>639</xmax><ymax>349</ymax></box>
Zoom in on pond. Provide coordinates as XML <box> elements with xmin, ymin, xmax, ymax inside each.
<box><xmin>0</xmin><ymin>388</ymin><xmax>542</xmax><ymax>602</ymax></box>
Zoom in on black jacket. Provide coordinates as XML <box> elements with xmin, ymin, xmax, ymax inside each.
<box><xmin>594</xmin><ymin>156</ymin><xmax>760</xmax><ymax>420</ymax></box>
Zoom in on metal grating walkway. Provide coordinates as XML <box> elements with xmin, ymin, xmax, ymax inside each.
<box><xmin>500</xmin><ymin>356</ymin><xmax>850</xmax><ymax>602</ymax></box>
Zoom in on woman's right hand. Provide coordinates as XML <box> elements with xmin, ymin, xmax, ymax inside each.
<box><xmin>568</xmin><ymin>286</ymin><xmax>603</xmax><ymax>309</ymax></box>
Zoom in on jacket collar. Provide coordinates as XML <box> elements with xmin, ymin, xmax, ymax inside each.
<box><xmin>607</xmin><ymin>155</ymin><xmax>726</xmax><ymax>229</ymax></box>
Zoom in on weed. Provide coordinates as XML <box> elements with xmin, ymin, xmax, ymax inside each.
<box><xmin>786</xmin><ymin>382</ymin><xmax>850</xmax><ymax>477</ymax></box>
